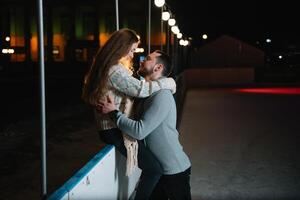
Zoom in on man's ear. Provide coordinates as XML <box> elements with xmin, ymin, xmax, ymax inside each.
<box><xmin>154</xmin><ymin>63</ymin><xmax>163</xmax><ymax>72</ymax></box>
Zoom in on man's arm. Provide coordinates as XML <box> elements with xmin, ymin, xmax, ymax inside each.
<box><xmin>109</xmin><ymin>90</ymin><xmax>172</xmax><ymax>140</ymax></box>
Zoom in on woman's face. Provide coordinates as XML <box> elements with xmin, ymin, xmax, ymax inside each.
<box><xmin>126</xmin><ymin>42</ymin><xmax>139</xmax><ymax>60</ymax></box>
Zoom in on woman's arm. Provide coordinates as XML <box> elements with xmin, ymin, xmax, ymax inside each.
<box><xmin>108</xmin><ymin>64</ymin><xmax>176</xmax><ymax>98</ymax></box>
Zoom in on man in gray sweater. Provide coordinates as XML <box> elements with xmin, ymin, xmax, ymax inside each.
<box><xmin>98</xmin><ymin>50</ymin><xmax>191</xmax><ymax>200</ymax></box>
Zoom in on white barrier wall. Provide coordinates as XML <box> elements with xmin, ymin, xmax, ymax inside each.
<box><xmin>48</xmin><ymin>145</ymin><xmax>141</xmax><ymax>200</ymax></box>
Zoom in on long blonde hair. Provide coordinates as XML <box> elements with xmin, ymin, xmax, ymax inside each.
<box><xmin>82</xmin><ymin>28</ymin><xmax>139</xmax><ymax>105</ymax></box>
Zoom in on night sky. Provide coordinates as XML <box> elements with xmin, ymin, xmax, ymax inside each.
<box><xmin>171</xmin><ymin>1</ymin><xmax>299</xmax><ymax>50</ymax></box>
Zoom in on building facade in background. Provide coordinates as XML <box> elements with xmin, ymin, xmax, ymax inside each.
<box><xmin>0</xmin><ymin>0</ymin><xmax>171</xmax><ymax>64</ymax></box>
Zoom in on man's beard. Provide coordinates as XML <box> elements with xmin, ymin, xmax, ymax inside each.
<box><xmin>137</xmin><ymin>67</ymin><xmax>154</xmax><ymax>78</ymax></box>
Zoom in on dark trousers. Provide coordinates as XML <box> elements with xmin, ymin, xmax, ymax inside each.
<box><xmin>99</xmin><ymin>128</ymin><xmax>162</xmax><ymax>200</ymax></box>
<box><xmin>149</xmin><ymin>167</ymin><xmax>191</xmax><ymax>200</ymax></box>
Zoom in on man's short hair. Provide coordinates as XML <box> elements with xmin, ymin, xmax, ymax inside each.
<box><xmin>154</xmin><ymin>50</ymin><xmax>173</xmax><ymax>77</ymax></box>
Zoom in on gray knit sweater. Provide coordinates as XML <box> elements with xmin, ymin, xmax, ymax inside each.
<box><xmin>112</xmin><ymin>89</ymin><xmax>191</xmax><ymax>175</ymax></box>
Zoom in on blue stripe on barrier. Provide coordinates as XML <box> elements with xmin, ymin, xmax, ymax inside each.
<box><xmin>47</xmin><ymin>145</ymin><xmax>114</xmax><ymax>200</ymax></box>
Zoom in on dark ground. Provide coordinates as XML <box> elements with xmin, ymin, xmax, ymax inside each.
<box><xmin>180</xmin><ymin>87</ymin><xmax>300</xmax><ymax>199</ymax></box>
<box><xmin>1</xmin><ymin>64</ymin><xmax>300</xmax><ymax>200</ymax></box>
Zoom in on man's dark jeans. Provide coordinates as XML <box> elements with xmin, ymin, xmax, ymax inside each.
<box><xmin>149</xmin><ymin>167</ymin><xmax>191</xmax><ymax>200</ymax></box>
<box><xmin>99</xmin><ymin>128</ymin><xmax>162</xmax><ymax>200</ymax></box>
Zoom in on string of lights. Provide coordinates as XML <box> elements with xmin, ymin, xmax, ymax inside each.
<box><xmin>154</xmin><ymin>0</ymin><xmax>189</xmax><ymax>47</ymax></box>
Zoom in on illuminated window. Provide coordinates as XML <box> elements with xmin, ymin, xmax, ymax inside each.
<box><xmin>10</xmin><ymin>7</ymin><xmax>26</xmax><ymax>62</ymax></box>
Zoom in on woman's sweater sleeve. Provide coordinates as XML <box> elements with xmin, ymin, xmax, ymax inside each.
<box><xmin>109</xmin><ymin>65</ymin><xmax>176</xmax><ymax>98</ymax></box>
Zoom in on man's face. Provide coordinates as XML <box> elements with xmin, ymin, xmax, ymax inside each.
<box><xmin>138</xmin><ymin>52</ymin><xmax>160</xmax><ymax>77</ymax></box>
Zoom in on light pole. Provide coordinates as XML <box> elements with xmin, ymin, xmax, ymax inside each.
<box><xmin>115</xmin><ymin>0</ymin><xmax>119</xmax><ymax>30</ymax></box>
<box><xmin>154</xmin><ymin>0</ymin><xmax>165</xmax><ymax>53</ymax></box>
<box><xmin>37</xmin><ymin>0</ymin><xmax>47</xmax><ymax>198</ymax></box>
<box><xmin>162</xmin><ymin>9</ymin><xmax>170</xmax><ymax>52</ymax></box>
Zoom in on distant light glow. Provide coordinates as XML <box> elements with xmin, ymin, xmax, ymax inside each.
<box><xmin>168</xmin><ymin>18</ymin><xmax>176</xmax><ymax>26</ymax></box>
<box><xmin>266</xmin><ymin>38</ymin><xmax>272</xmax><ymax>43</ymax></box>
<box><xmin>235</xmin><ymin>87</ymin><xmax>300</xmax><ymax>95</ymax></box>
<box><xmin>177</xmin><ymin>33</ymin><xmax>182</xmax><ymax>39</ymax></box>
<box><xmin>139</xmin><ymin>55</ymin><xmax>145</xmax><ymax>62</ymax></box>
<box><xmin>154</xmin><ymin>0</ymin><xmax>165</xmax><ymax>7</ymax></box>
<box><xmin>278</xmin><ymin>55</ymin><xmax>283</xmax><ymax>59</ymax></box>
<box><xmin>184</xmin><ymin>40</ymin><xmax>189</xmax><ymax>46</ymax></box>
<box><xmin>179</xmin><ymin>39</ymin><xmax>185</xmax><ymax>45</ymax></box>
<box><xmin>202</xmin><ymin>34</ymin><xmax>208</xmax><ymax>40</ymax></box>
<box><xmin>135</xmin><ymin>48</ymin><xmax>144</xmax><ymax>53</ymax></box>
<box><xmin>179</xmin><ymin>40</ymin><xmax>189</xmax><ymax>46</ymax></box>
<box><xmin>5</xmin><ymin>36</ymin><xmax>10</xmax><ymax>41</ymax></box>
<box><xmin>171</xmin><ymin>26</ymin><xmax>179</xmax><ymax>34</ymax></box>
<box><xmin>2</xmin><ymin>48</ymin><xmax>14</xmax><ymax>54</ymax></box>
<box><xmin>162</xmin><ymin>11</ymin><xmax>170</xmax><ymax>21</ymax></box>
<box><xmin>53</xmin><ymin>49</ymin><xmax>59</xmax><ymax>55</ymax></box>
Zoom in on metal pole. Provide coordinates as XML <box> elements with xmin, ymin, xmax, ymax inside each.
<box><xmin>148</xmin><ymin>0</ymin><xmax>151</xmax><ymax>54</ymax></box>
<box><xmin>160</xmin><ymin>7</ymin><xmax>163</xmax><ymax>51</ymax></box>
<box><xmin>166</xmin><ymin>25</ymin><xmax>170</xmax><ymax>55</ymax></box>
<box><xmin>175</xmin><ymin>38</ymin><xmax>179</xmax><ymax>74</ymax></box>
<box><xmin>37</xmin><ymin>0</ymin><xmax>47</xmax><ymax>198</ymax></box>
<box><xmin>172</xmin><ymin>34</ymin><xmax>175</xmax><ymax>71</ymax></box>
<box><xmin>115</xmin><ymin>0</ymin><xmax>119</xmax><ymax>30</ymax></box>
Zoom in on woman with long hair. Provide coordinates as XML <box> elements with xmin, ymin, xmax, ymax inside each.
<box><xmin>82</xmin><ymin>28</ymin><xmax>176</xmax><ymax>199</ymax></box>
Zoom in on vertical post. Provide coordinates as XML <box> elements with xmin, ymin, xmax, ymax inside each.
<box><xmin>172</xmin><ymin>35</ymin><xmax>175</xmax><ymax>74</ymax></box>
<box><xmin>166</xmin><ymin>24</ymin><xmax>170</xmax><ymax>55</ymax></box>
<box><xmin>160</xmin><ymin>7</ymin><xmax>163</xmax><ymax>51</ymax></box>
<box><xmin>172</xmin><ymin>34</ymin><xmax>175</xmax><ymax>71</ymax></box>
<box><xmin>24</xmin><ymin>5</ymin><xmax>31</xmax><ymax>63</ymax></box>
<box><xmin>175</xmin><ymin>38</ymin><xmax>179</xmax><ymax>73</ymax></box>
<box><xmin>46</xmin><ymin>5</ymin><xmax>53</xmax><ymax>62</ymax></box>
<box><xmin>69</xmin><ymin>5</ymin><xmax>76</xmax><ymax>61</ymax></box>
<box><xmin>148</xmin><ymin>0</ymin><xmax>151</xmax><ymax>54</ymax></box>
<box><xmin>115</xmin><ymin>0</ymin><xmax>119</xmax><ymax>30</ymax></box>
<box><xmin>37</xmin><ymin>0</ymin><xmax>47</xmax><ymax>198</ymax></box>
